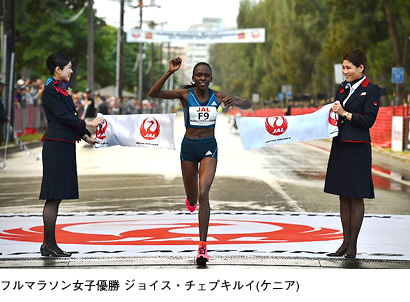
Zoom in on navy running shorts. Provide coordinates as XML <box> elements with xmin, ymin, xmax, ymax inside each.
<box><xmin>180</xmin><ymin>136</ymin><xmax>218</xmax><ymax>162</ymax></box>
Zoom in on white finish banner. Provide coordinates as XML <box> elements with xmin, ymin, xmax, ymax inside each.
<box><xmin>235</xmin><ymin>103</ymin><xmax>339</xmax><ymax>150</ymax></box>
<box><xmin>95</xmin><ymin>113</ymin><xmax>176</xmax><ymax>150</ymax></box>
<box><xmin>126</xmin><ymin>28</ymin><xmax>265</xmax><ymax>44</ymax></box>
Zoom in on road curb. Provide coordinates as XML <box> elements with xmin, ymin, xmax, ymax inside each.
<box><xmin>2</xmin><ymin>140</ymin><xmax>409</xmax><ymax>161</ymax></box>
<box><xmin>0</xmin><ymin>141</ymin><xmax>43</xmax><ymax>155</ymax></box>
<box><xmin>372</xmin><ymin>147</ymin><xmax>410</xmax><ymax>163</ymax></box>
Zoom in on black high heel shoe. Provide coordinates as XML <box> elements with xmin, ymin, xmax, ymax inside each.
<box><xmin>40</xmin><ymin>244</ymin><xmax>72</xmax><ymax>257</ymax></box>
<box><xmin>326</xmin><ymin>248</ymin><xmax>347</xmax><ymax>257</ymax></box>
<box><xmin>344</xmin><ymin>253</ymin><xmax>356</xmax><ymax>259</ymax></box>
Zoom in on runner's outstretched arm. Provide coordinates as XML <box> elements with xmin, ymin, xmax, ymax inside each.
<box><xmin>216</xmin><ymin>91</ymin><xmax>251</xmax><ymax>110</ymax></box>
<box><xmin>149</xmin><ymin>57</ymin><xmax>185</xmax><ymax>100</ymax></box>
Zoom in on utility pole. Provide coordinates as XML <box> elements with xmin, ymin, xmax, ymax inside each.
<box><xmin>0</xmin><ymin>0</ymin><xmax>4</xmax><ymax>81</ymax></box>
<box><xmin>115</xmin><ymin>0</ymin><xmax>124</xmax><ymax>100</ymax></box>
<box><xmin>138</xmin><ymin>0</ymin><xmax>143</xmax><ymax>103</ymax></box>
<box><xmin>87</xmin><ymin>0</ymin><xmax>94</xmax><ymax>91</ymax></box>
<box><xmin>130</xmin><ymin>0</ymin><xmax>160</xmax><ymax>102</ymax></box>
<box><xmin>156</xmin><ymin>22</ymin><xmax>167</xmax><ymax>77</ymax></box>
<box><xmin>149</xmin><ymin>22</ymin><xmax>154</xmax><ymax>89</ymax></box>
<box><xmin>167</xmin><ymin>42</ymin><xmax>171</xmax><ymax>89</ymax></box>
<box><xmin>3</xmin><ymin>0</ymin><xmax>14</xmax><ymax>114</ymax></box>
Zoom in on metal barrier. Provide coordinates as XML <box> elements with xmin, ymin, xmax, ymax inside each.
<box><xmin>12</xmin><ymin>104</ymin><xmax>45</xmax><ymax>136</ymax></box>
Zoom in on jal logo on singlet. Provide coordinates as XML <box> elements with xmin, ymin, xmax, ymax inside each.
<box><xmin>265</xmin><ymin>116</ymin><xmax>288</xmax><ymax>136</ymax></box>
<box><xmin>140</xmin><ymin>117</ymin><xmax>160</xmax><ymax>140</ymax></box>
<box><xmin>189</xmin><ymin>106</ymin><xmax>217</xmax><ymax>126</ymax></box>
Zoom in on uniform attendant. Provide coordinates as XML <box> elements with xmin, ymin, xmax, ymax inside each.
<box><xmin>39</xmin><ymin>51</ymin><xmax>103</xmax><ymax>257</ymax></box>
<box><xmin>325</xmin><ymin>49</ymin><xmax>380</xmax><ymax>259</ymax></box>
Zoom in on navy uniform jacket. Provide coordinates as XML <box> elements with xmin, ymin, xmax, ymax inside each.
<box><xmin>336</xmin><ymin>77</ymin><xmax>380</xmax><ymax>143</ymax></box>
<box><xmin>41</xmin><ymin>82</ymin><xmax>90</xmax><ymax>143</ymax></box>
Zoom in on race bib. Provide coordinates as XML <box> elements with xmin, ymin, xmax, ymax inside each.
<box><xmin>189</xmin><ymin>106</ymin><xmax>218</xmax><ymax>126</ymax></box>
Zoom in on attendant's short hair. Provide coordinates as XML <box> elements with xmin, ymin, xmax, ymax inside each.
<box><xmin>343</xmin><ymin>49</ymin><xmax>367</xmax><ymax>73</ymax></box>
<box><xmin>46</xmin><ymin>51</ymin><xmax>71</xmax><ymax>76</ymax></box>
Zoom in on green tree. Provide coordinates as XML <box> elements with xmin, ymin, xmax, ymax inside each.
<box><xmin>14</xmin><ymin>0</ymin><xmax>157</xmax><ymax>97</ymax></box>
<box><xmin>210</xmin><ymin>0</ymin><xmax>410</xmax><ymax>105</ymax></box>
<box><xmin>15</xmin><ymin>0</ymin><xmax>90</xmax><ymax>87</ymax></box>
<box><xmin>211</xmin><ymin>0</ymin><xmax>330</xmax><ymax>103</ymax></box>
<box><xmin>380</xmin><ymin>0</ymin><xmax>410</xmax><ymax>100</ymax></box>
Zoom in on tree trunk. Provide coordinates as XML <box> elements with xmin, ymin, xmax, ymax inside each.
<box><xmin>70</xmin><ymin>61</ymin><xmax>82</xmax><ymax>91</ymax></box>
<box><xmin>402</xmin><ymin>31</ymin><xmax>410</xmax><ymax>74</ymax></box>
<box><xmin>87</xmin><ymin>0</ymin><xmax>94</xmax><ymax>91</ymax></box>
<box><xmin>382</xmin><ymin>0</ymin><xmax>402</xmax><ymax>66</ymax></box>
<box><xmin>383</xmin><ymin>0</ymin><xmax>407</xmax><ymax>103</ymax></box>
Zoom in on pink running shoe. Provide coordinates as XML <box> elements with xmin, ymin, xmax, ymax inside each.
<box><xmin>185</xmin><ymin>198</ymin><xmax>197</xmax><ymax>212</ymax></box>
<box><xmin>196</xmin><ymin>244</ymin><xmax>209</xmax><ymax>266</ymax></box>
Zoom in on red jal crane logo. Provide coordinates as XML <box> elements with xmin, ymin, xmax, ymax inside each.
<box><xmin>0</xmin><ymin>219</ymin><xmax>343</xmax><ymax>245</ymax></box>
<box><xmin>96</xmin><ymin>119</ymin><xmax>108</xmax><ymax>140</ymax></box>
<box><xmin>140</xmin><ymin>117</ymin><xmax>160</xmax><ymax>140</ymax></box>
<box><xmin>251</xmin><ymin>31</ymin><xmax>260</xmax><ymax>39</ymax></box>
<box><xmin>265</xmin><ymin>116</ymin><xmax>288</xmax><ymax>136</ymax></box>
<box><xmin>132</xmin><ymin>30</ymin><xmax>141</xmax><ymax>38</ymax></box>
<box><xmin>328</xmin><ymin>109</ymin><xmax>338</xmax><ymax>126</ymax></box>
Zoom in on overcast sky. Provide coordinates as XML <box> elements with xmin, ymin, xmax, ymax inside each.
<box><xmin>93</xmin><ymin>0</ymin><xmax>244</xmax><ymax>31</ymax></box>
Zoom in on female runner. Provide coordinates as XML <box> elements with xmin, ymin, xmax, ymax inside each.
<box><xmin>149</xmin><ymin>57</ymin><xmax>251</xmax><ymax>265</ymax></box>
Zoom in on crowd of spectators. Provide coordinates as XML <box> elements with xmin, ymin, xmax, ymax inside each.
<box><xmin>11</xmin><ymin>77</ymin><xmax>158</xmax><ymax>118</ymax></box>
<box><xmin>14</xmin><ymin>78</ymin><xmax>44</xmax><ymax>108</ymax></box>
<box><xmin>0</xmin><ymin>78</ymin><xmax>160</xmax><ymax>142</ymax></box>
<box><xmin>72</xmin><ymin>90</ymin><xmax>158</xmax><ymax>119</ymax></box>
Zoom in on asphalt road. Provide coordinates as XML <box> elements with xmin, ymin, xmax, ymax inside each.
<box><xmin>0</xmin><ymin>113</ymin><xmax>409</xmax><ymax>215</ymax></box>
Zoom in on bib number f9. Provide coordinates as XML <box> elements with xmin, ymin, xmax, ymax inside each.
<box><xmin>189</xmin><ymin>107</ymin><xmax>217</xmax><ymax>126</ymax></box>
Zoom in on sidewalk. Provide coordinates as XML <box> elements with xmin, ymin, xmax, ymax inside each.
<box><xmin>0</xmin><ymin>140</ymin><xmax>42</xmax><ymax>155</ymax></box>
<box><xmin>301</xmin><ymin>138</ymin><xmax>410</xmax><ymax>163</ymax></box>
<box><xmin>372</xmin><ymin>145</ymin><xmax>410</xmax><ymax>163</ymax></box>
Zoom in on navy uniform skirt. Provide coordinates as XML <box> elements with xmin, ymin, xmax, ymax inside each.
<box><xmin>39</xmin><ymin>140</ymin><xmax>79</xmax><ymax>200</ymax></box>
<box><xmin>324</xmin><ymin>135</ymin><xmax>375</xmax><ymax>199</ymax></box>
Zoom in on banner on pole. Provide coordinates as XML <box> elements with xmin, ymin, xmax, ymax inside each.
<box><xmin>126</xmin><ymin>28</ymin><xmax>265</xmax><ymax>44</ymax></box>
<box><xmin>235</xmin><ymin>103</ymin><xmax>339</xmax><ymax>150</ymax></box>
<box><xmin>95</xmin><ymin>113</ymin><xmax>176</xmax><ymax>150</ymax></box>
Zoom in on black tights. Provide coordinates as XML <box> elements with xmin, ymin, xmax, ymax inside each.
<box><xmin>42</xmin><ymin>199</ymin><xmax>63</xmax><ymax>252</ymax></box>
<box><xmin>335</xmin><ymin>196</ymin><xmax>365</xmax><ymax>255</ymax></box>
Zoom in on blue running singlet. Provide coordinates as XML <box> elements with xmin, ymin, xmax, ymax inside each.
<box><xmin>183</xmin><ymin>87</ymin><xmax>220</xmax><ymax>128</ymax></box>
